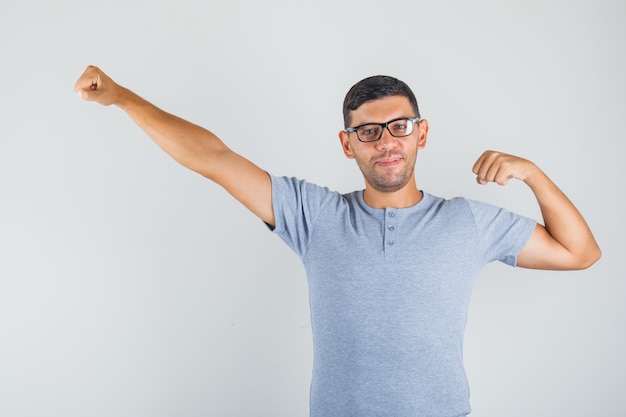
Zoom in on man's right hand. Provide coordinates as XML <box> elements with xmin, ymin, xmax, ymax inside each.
<box><xmin>74</xmin><ymin>65</ymin><xmax>121</xmax><ymax>106</ymax></box>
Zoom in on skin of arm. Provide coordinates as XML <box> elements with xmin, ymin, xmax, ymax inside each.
<box><xmin>74</xmin><ymin>66</ymin><xmax>275</xmax><ymax>227</ymax></box>
<box><xmin>472</xmin><ymin>150</ymin><xmax>601</xmax><ymax>270</ymax></box>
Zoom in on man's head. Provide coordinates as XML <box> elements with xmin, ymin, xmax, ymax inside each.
<box><xmin>338</xmin><ymin>76</ymin><xmax>429</xmax><ymax>204</ymax></box>
<box><xmin>343</xmin><ymin>75</ymin><xmax>420</xmax><ymax>129</ymax></box>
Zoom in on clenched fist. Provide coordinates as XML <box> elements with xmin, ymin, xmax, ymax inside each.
<box><xmin>74</xmin><ymin>65</ymin><xmax>122</xmax><ymax>106</ymax></box>
<box><xmin>472</xmin><ymin>150</ymin><xmax>536</xmax><ymax>186</ymax></box>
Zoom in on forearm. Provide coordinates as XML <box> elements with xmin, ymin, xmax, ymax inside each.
<box><xmin>524</xmin><ymin>164</ymin><xmax>601</xmax><ymax>268</ymax></box>
<box><xmin>115</xmin><ymin>86</ymin><xmax>228</xmax><ymax>178</ymax></box>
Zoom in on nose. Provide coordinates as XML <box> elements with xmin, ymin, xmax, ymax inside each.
<box><xmin>375</xmin><ymin>127</ymin><xmax>398</xmax><ymax>151</ymax></box>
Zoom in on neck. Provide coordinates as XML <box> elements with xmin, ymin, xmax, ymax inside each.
<box><xmin>362</xmin><ymin>179</ymin><xmax>423</xmax><ymax>209</ymax></box>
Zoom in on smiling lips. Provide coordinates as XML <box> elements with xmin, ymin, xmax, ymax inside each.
<box><xmin>373</xmin><ymin>154</ymin><xmax>405</xmax><ymax>167</ymax></box>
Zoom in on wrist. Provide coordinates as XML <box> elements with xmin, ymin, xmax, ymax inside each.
<box><xmin>523</xmin><ymin>163</ymin><xmax>549</xmax><ymax>189</ymax></box>
<box><xmin>116</xmin><ymin>86</ymin><xmax>140</xmax><ymax>111</ymax></box>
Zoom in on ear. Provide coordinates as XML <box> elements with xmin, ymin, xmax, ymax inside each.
<box><xmin>339</xmin><ymin>130</ymin><xmax>355</xmax><ymax>159</ymax></box>
<box><xmin>417</xmin><ymin>119</ymin><xmax>429</xmax><ymax>150</ymax></box>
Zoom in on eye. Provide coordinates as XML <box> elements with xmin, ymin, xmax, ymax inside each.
<box><xmin>357</xmin><ymin>125</ymin><xmax>381</xmax><ymax>139</ymax></box>
<box><xmin>391</xmin><ymin>123</ymin><xmax>407</xmax><ymax>132</ymax></box>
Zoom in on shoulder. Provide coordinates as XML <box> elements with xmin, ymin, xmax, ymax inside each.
<box><xmin>269</xmin><ymin>175</ymin><xmax>345</xmax><ymax>204</ymax></box>
<box><xmin>418</xmin><ymin>193</ymin><xmax>526</xmax><ymax>229</ymax></box>
<box><xmin>269</xmin><ymin>175</ymin><xmax>359</xmax><ymax>224</ymax></box>
<box><xmin>436</xmin><ymin>195</ymin><xmax>508</xmax><ymax>218</ymax></box>
<box><xmin>419</xmin><ymin>192</ymin><xmax>475</xmax><ymax>216</ymax></box>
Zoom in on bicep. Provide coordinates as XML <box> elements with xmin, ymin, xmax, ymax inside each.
<box><xmin>205</xmin><ymin>148</ymin><xmax>275</xmax><ymax>227</ymax></box>
<box><xmin>516</xmin><ymin>224</ymin><xmax>580</xmax><ymax>270</ymax></box>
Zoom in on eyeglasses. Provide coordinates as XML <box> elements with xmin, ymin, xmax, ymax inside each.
<box><xmin>346</xmin><ymin>117</ymin><xmax>421</xmax><ymax>142</ymax></box>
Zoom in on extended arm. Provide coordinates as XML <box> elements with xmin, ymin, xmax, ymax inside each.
<box><xmin>74</xmin><ymin>66</ymin><xmax>274</xmax><ymax>227</ymax></box>
<box><xmin>472</xmin><ymin>150</ymin><xmax>601</xmax><ymax>270</ymax></box>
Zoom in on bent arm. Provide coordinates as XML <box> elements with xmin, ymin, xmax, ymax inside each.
<box><xmin>75</xmin><ymin>66</ymin><xmax>274</xmax><ymax>227</ymax></box>
<box><xmin>515</xmin><ymin>165</ymin><xmax>600</xmax><ymax>270</ymax></box>
<box><xmin>473</xmin><ymin>151</ymin><xmax>601</xmax><ymax>270</ymax></box>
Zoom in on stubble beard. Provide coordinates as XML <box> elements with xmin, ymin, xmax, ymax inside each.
<box><xmin>356</xmin><ymin>151</ymin><xmax>417</xmax><ymax>193</ymax></box>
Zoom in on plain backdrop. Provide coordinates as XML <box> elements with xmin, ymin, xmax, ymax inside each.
<box><xmin>1</xmin><ymin>1</ymin><xmax>624</xmax><ymax>416</ymax></box>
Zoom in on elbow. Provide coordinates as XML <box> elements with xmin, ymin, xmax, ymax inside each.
<box><xmin>574</xmin><ymin>245</ymin><xmax>602</xmax><ymax>270</ymax></box>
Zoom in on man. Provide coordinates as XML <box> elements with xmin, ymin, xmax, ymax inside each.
<box><xmin>74</xmin><ymin>66</ymin><xmax>600</xmax><ymax>416</ymax></box>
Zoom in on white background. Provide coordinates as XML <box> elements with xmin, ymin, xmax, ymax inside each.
<box><xmin>1</xmin><ymin>1</ymin><xmax>624</xmax><ymax>416</ymax></box>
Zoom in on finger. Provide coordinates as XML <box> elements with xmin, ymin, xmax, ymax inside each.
<box><xmin>75</xmin><ymin>85</ymin><xmax>98</xmax><ymax>100</ymax></box>
<box><xmin>471</xmin><ymin>151</ymin><xmax>491</xmax><ymax>175</ymax></box>
<box><xmin>478</xmin><ymin>153</ymin><xmax>513</xmax><ymax>185</ymax></box>
<box><xmin>76</xmin><ymin>84</ymin><xmax>101</xmax><ymax>101</ymax></box>
<box><xmin>484</xmin><ymin>158</ymin><xmax>501</xmax><ymax>183</ymax></box>
<box><xmin>473</xmin><ymin>151</ymin><xmax>498</xmax><ymax>183</ymax></box>
<box><xmin>73</xmin><ymin>66</ymin><xmax>102</xmax><ymax>99</ymax></box>
<box><xmin>493</xmin><ymin>168</ymin><xmax>512</xmax><ymax>185</ymax></box>
<box><xmin>472</xmin><ymin>154</ymin><xmax>489</xmax><ymax>184</ymax></box>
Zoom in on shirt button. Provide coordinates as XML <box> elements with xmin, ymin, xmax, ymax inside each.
<box><xmin>388</xmin><ymin>212</ymin><xmax>396</xmax><ymax>218</ymax></box>
<box><xmin>387</xmin><ymin>240</ymin><xmax>395</xmax><ymax>246</ymax></box>
<box><xmin>387</xmin><ymin>225</ymin><xmax>395</xmax><ymax>231</ymax></box>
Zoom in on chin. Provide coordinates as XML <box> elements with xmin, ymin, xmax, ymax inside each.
<box><xmin>370</xmin><ymin>178</ymin><xmax>412</xmax><ymax>193</ymax></box>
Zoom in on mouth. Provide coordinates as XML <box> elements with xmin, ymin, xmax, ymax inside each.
<box><xmin>374</xmin><ymin>155</ymin><xmax>403</xmax><ymax>167</ymax></box>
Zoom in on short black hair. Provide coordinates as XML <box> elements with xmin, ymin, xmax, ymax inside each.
<box><xmin>342</xmin><ymin>75</ymin><xmax>420</xmax><ymax>128</ymax></box>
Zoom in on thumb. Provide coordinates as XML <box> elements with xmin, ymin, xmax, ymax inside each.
<box><xmin>74</xmin><ymin>74</ymin><xmax>100</xmax><ymax>100</ymax></box>
<box><xmin>75</xmin><ymin>84</ymin><xmax>100</xmax><ymax>101</ymax></box>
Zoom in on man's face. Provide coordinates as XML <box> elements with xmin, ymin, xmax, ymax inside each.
<box><xmin>339</xmin><ymin>95</ymin><xmax>428</xmax><ymax>193</ymax></box>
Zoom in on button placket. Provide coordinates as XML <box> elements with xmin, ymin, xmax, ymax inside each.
<box><xmin>384</xmin><ymin>209</ymin><xmax>397</xmax><ymax>251</ymax></box>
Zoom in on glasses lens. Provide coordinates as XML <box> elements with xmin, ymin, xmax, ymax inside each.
<box><xmin>356</xmin><ymin>125</ymin><xmax>383</xmax><ymax>142</ymax></box>
<box><xmin>388</xmin><ymin>118</ymin><xmax>414</xmax><ymax>137</ymax></box>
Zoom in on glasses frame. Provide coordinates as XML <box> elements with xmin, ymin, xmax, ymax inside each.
<box><xmin>346</xmin><ymin>117</ymin><xmax>421</xmax><ymax>143</ymax></box>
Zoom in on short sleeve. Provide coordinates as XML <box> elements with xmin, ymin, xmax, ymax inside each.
<box><xmin>270</xmin><ymin>175</ymin><xmax>337</xmax><ymax>258</ymax></box>
<box><xmin>467</xmin><ymin>199</ymin><xmax>537</xmax><ymax>266</ymax></box>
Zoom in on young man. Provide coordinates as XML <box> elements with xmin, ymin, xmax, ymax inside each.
<box><xmin>74</xmin><ymin>66</ymin><xmax>600</xmax><ymax>417</ymax></box>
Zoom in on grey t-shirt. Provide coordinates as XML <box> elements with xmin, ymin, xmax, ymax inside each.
<box><xmin>270</xmin><ymin>175</ymin><xmax>536</xmax><ymax>417</ymax></box>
